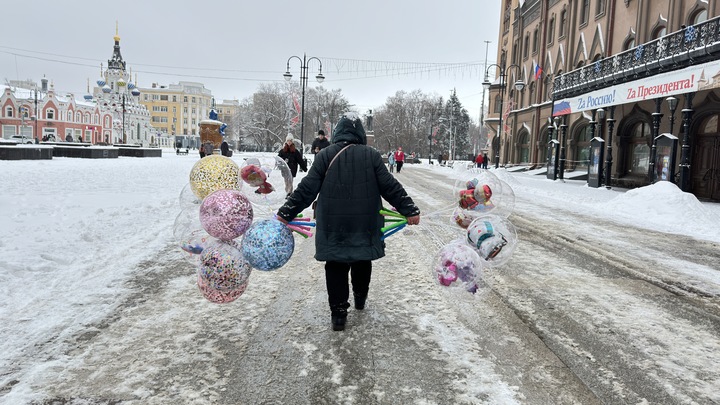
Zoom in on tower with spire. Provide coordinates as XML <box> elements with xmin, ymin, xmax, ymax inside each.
<box><xmin>93</xmin><ymin>23</ymin><xmax>151</xmax><ymax>145</ymax></box>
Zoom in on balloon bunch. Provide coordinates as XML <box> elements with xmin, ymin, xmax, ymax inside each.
<box><xmin>430</xmin><ymin>168</ymin><xmax>518</xmax><ymax>294</ymax></box>
<box><xmin>173</xmin><ymin>155</ymin><xmax>303</xmax><ymax>304</ymax></box>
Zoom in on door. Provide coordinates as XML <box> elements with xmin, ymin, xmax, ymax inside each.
<box><xmin>691</xmin><ymin>135</ymin><xmax>720</xmax><ymax>201</ymax></box>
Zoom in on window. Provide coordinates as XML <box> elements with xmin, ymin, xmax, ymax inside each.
<box><xmin>192</xmin><ymin>97</ymin><xmax>196</xmax><ymax>103</ymax></box>
<box><xmin>95</xmin><ymin>114</ymin><xmax>100</xmax><ymax>124</ymax></box>
<box><xmin>76</xmin><ymin>112</ymin><xmax>82</xmax><ymax>122</ymax></box>
<box><xmin>144</xmin><ymin>94</ymin><xmax>149</xmax><ymax>101</ymax></box>
<box><xmin>623</xmin><ymin>37</ymin><xmax>636</xmax><ymax>50</ymax></box>
<box><xmin>574</xmin><ymin>125</ymin><xmax>593</xmax><ymax>169</ymax></box>
<box><xmin>105</xmin><ymin>116</ymin><xmax>111</xmax><ymax>127</ymax></box>
<box><xmin>5</xmin><ymin>106</ymin><xmax>13</xmax><ymax>117</ymax></box>
<box><xmin>580</xmin><ymin>0</ymin><xmax>590</xmax><ymax>24</ymax></box>
<box><xmin>85</xmin><ymin>113</ymin><xmax>91</xmax><ymax>123</ymax></box>
<box><xmin>548</xmin><ymin>17</ymin><xmax>555</xmax><ymax>44</ymax></box>
<box><xmin>494</xmin><ymin>95</ymin><xmax>502</xmax><ymax>113</ymax></box>
<box><xmin>85</xmin><ymin>130</ymin><xmax>92</xmax><ymax>140</ymax></box>
<box><xmin>532</xmin><ymin>29</ymin><xmax>539</xmax><ymax>53</ymax></box>
<box><xmin>524</xmin><ymin>33</ymin><xmax>530</xmax><ymax>58</ymax></box>
<box><xmin>183</xmin><ymin>96</ymin><xmax>188</xmax><ymax>102</ymax></box>
<box><xmin>172</xmin><ymin>95</ymin><xmax>177</xmax><ymax>102</ymax></box>
<box><xmin>46</xmin><ymin>109</ymin><xmax>55</xmax><ymax>120</ymax></box>
<box><xmin>152</xmin><ymin>94</ymin><xmax>159</xmax><ymax>100</ymax></box>
<box><xmin>692</xmin><ymin>9</ymin><xmax>708</xmax><ymax>24</ymax></box>
<box><xmin>652</xmin><ymin>26</ymin><xmax>667</xmax><ymax>39</ymax></box>
<box><xmin>160</xmin><ymin>95</ymin><xmax>168</xmax><ymax>101</ymax></box>
<box><xmin>2</xmin><ymin>125</ymin><xmax>17</xmax><ymax>137</ymax></box>
<box><xmin>559</xmin><ymin>10</ymin><xmax>567</xmax><ymax>37</ymax></box>
<box><xmin>700</xmin><ymin>114</ymin><xmax>718</xmax><ymax>134</ymax></box>
<box><xmin>628</xmin><ymin>122</ymin><xmax>651</xmax><ymax>175</ymax></box>
<box><xmin>596</xmin><ymin>0</ymin><xmax>605</xmax><ymax>16</ymax></box>
<box><xmin>183</xmin><ymin>107</ymin><xmax>188</xmax><ymax>113</ymax></box>
<box><xmin>192</xmin><ymin>108</ymin><xmax>196</xmax><ymax>114</ymax></box>
<box><xmin>518</xmin><ymin>131</ymin><xmax>530</xmax><ymax>163</ymax></box>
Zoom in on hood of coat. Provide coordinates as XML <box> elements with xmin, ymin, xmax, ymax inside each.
<box><xmin>332</xmin><ymin>116</ymin><xmax>366</xmax><ymax>145</ymax></box>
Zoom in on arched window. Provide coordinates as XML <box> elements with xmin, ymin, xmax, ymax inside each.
<box><xmin>494</xmin><ymin>95</ymin><xmax>502</xmax><ymax>114</ymax></box>
<box><xmin>548</xmin><ymin>17</ymin><xmax>556</xmax><ymax>44</ymax></box>
<box><xmin>628</xmin><ymin>122</ymin><xmax>651</xmax><ymax>175</ymax></box>
<box><xmin>596</xmin><ymin>0</ymin><xmax>606</xmax><ymax>16</ymax></box>
<box><xmin>699</xmin><ymin>114</ymin><xmax>719</xmax><ymax>134</ymax></box>
<box><xmin>533</xmin><ymin>28</ymin><xmax>539</xmax><ymax>53</ymax></box>
<box><xmin>76</xmin><ymin>112</ymin><xmax>82</xmax><ymax>122</ymax></box>
<box><xmin>580</xmin><ymin>0</ymin><xmax>590</xmax><ymax>24</ymax></box>
<box><xmin>104</xmin><ymin>116</ymin><xmax>111</xmax><ymax>127</ymax></box>
<box><xmin>85</xmin><ymin>113</ymin><xmax>91</xmax><ymax>123</ymax></box>
<box><xmin>623</xmin><ymin>37</ymin><xmax>636</xmax><ymax>50</ymax></box>
<box><xmin>528</xmin><ymin>82</ymin><xmax>535</xmax><ymax>105</ymax></box>
<box><xmin>4</xmin><ymin>106</ymin><xmax>13</xmax><ymax>117</ymax></box>
<box><xmin>691</xmin><ymin>9</ymin><xmax>708</xmax><ymax>24</ymax></box>
<box><xmin>524</xmin><ymin>33</ymin><xmax>530</xmax><ymax>58</ymax></box>
<box><xmin>95</xmin><ymin>114</ymin><xmax>100</xmax><ymax>124</ymax></box>
<box><xmin>652</xmin><ymin>26</ymin><xmax>667</xmax><ymax>39</ymax></box>
<box><xmin>559</xmin><ymin>10</ymin><xmax>567</xmax><ymax>37</ymax></box>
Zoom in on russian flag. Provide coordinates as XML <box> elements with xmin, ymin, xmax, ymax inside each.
<box><xmin>533</xmin><ymin>60</ymin><xmax>542</xmax><ymax>80</ymax></box>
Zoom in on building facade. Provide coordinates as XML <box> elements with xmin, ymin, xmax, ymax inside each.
<box><xmin>139</xmin><ymin>81</ymin><xmax>213</xmax><ymax>149</ymax></box>
<box><xmin>486</xmin><ymin>0</ymin><xmax>719</xmax><ymax>201</ymax></box>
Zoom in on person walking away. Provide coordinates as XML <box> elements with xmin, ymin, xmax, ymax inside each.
<box><xmin>387</xmin><ymin>151</ymin><xmax>395</xmax><ymax>173</ymax></box>
<box><xmin>482</xmin><ymin>152</ymin><xmax>489</xmax><ymax>169</ymax></box>
<box><xmin>276</xmin><ymin>113</ymin><xmax>420</xmax><ymax>331</ymax></box>
<box><xmin>278</xmin><ymin>134</ymin><xmax>308</xmax><ymax>194</ymax></box>
<box><xmin>199</xmin><ymin>144</ymin><xmax>206</xmax><ymax>158</ymax></box>
<box><xmin>394</xmin><ymin>147</ymin><xmax>406</xmax><ymax>173</ymax></box>
<box><xmin>475</xmin><ymin>153</ymin><xmax>484</xmax><ymax>168</ymax></box>
<box><xmin>220</xmin><ymin>141</ymin><xmax>232</xmax><ymax>157</ymax></box>
<box><xmin>311</xmin><ymin>130</ymin><xmax>331</xmax><ymax>155</ymax></box>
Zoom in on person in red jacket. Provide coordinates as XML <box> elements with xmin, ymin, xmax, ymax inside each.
<box><xmin>394</xmin><ymin>147</ymin><xmax>406</xmax><ymax>173</ymax></box>
<box><xmin>475</xmin><ymin>153</ymin><xmax>484</xmax><ymax>168</ymax></box>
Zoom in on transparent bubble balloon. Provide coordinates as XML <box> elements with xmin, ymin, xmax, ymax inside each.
<box><xmin>465</xmin><ymin>215</ymin><xmax>518</xmax><ymax>267</ymax></box>
<box><xmin>198</xmin><ymin>239</ymin><xmax>253</xmax><ymax>292</ymax></box>
<box><xmin>199</xmin><ymin>189</ymin><xmax>254</xmax><ymax>241</ymax></box>
<box><xmin>241</xmin><ymin>219</ymin><xmax>295</xmax><ymax>271</ymax></box>
<box><xmin>239</xmin><ymin>156</ymin><xmax>293</xmax><ymax>214</ymax></box>
<box><xmin>179</xmin><ymin>183</ymin><xmax>202</xmax><ymax>210</ymax></box>
<box><xmin>452</xmin><ymin>168</ymin><xmax>515</xmax><ymax>220</ymax></box>
<box><xmin>189</xmin><ymin>155</ymin><xmax>243</xmax><ymax>200</ymax></box>
<box><xmin>431</xmin><ymin>239</ymin><xmax>485</xmax><ymax>294</ymax></box>
<box><xmin>173</xmin><ymin>207</ymin><xmax>212</xmax><ymax>264</ymax></box>
<box><xmin>197</xmin><ymin>274</ymin><xmax>248</xmax><ymax>304</ymax></box>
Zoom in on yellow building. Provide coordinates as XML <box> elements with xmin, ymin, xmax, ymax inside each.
<box><xmin>139</xmin><ymin>81</ymin><xmax>213</xmax><ymax>148</ymax></box>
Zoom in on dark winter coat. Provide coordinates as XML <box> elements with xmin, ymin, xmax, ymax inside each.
<box><xmin>278</xmin><ymin>143</ymin><xmax>307</xmax><ymax>177</ymax></box>
<box><xmin>277</xmin><ymin>116</ymin><xmax>420</xmax><ymax>262</ymax></box>
<box><xmin>311</xmin><ymin>136</ymin><xmax>330</xmax><ymax>154</ymax></box>
<box><xmin>220</xmin><ymin>141</ymin><xmax>232</xmax><ymax>157</ymax></box>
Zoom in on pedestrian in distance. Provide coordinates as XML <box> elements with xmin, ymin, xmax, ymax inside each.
<box><xmin>311</xmin><ymin>130</ymin><xmax>331</xmax><ymax>155</ymax></box>
<box><xmin>394</xmin><ymin>147</ymin><xmax>405</xmax><ymax>173</ymax></box>
<box><xmin>278</xmin><ymin>134</ymin><xmax>308</xmax><ymax>179</ymax></box>
<box><xmin>220</xmin><ymin>141</ymin><xmax>232</xmax><ymax>157</ymax></box>
<box><xmin>475</xmin><ymin>153</ymin><xmax>484</xmax><ymax>168</ymax></box>
<box><xmin>276</xmin><ymin>113</ymin><xmax>421</xmax><ymax>331</ymax></box>
<box><xmin>387</xmin><ymin>151</ymin><xmax>395</xmax><ymax>173</ymax></box>
<box><xmin>482</xmin><ymin>152</ymin><xmax>489</xmax><ymax>169</ymax></box>
<box><xmin>199</xmin><ymin>144</ymin><xmax>206</xmax><ymax>158</ymax></box>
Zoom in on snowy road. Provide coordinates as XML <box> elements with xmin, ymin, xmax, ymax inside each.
<box><xmin>2</xmin><ymin>157</ymin><xmax>719</xmax><ymax>404</ymax></box>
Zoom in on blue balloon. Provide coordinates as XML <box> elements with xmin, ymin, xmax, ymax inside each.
<box><xmin>241</xmin><ymin>219</ymin><xmax>294</xmax><ymax>271</ymax></box>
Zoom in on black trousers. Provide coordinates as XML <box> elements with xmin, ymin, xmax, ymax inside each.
<box><xmin>396</xmin><ymin>161</ymin><xmax>404</xmax><ymax>172</ymax></box>
<box><xmin>325</xmin><ymin>260</ymin><xmax>372</xmax><ymax>308</ymax></box>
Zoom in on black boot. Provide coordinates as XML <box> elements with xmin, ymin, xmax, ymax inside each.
<box><xmin>330</xmin><ymin>304</ymin><xmax>349</xmax><ymax>331</ymax></box>
<box><xmin>354</xmin><ymin>295</ymin><xmax>367</xmax><ymax>310</ymax></box>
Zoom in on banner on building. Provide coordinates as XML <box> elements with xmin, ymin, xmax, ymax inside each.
<box><xmin>552</xmin><ymin>59</ymin><xmax>720</xmax><ymax>116</ymax></box>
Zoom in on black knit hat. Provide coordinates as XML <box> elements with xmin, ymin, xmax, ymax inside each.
<box><xmin>318</xmin><ymin>130</ymin><xmax>325</xmax><ymax>136</ymax></box>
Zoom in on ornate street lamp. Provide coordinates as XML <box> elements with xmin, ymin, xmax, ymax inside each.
<box><xmin>283</xmin><ymin>54</ymin><xmax>324</xmax><ymax>157</ymax></box>
<box><xmin>483</xmin><ymin>57</ymin><xmax>525</xmax><ymax>169</ymax></box>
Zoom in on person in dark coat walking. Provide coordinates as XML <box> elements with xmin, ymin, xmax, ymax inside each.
<box><xmin>277</xmin><ymin>113</ymin><xmax>420</xmax><ymax>331</ymax></box>
<box><xmin>278</xmin><ymin>134</ymin><xmax>308</xmax><ymax>178</ymax></box>
<box><xmin>220</xmin><ymin>141</ymin><xmax>232</xmax><ymax>157</ymax></box>
<box><xmin>311</xmin><ymin>130</ymin><xmax>330</xmax><ymax>155</ymax></box>
<box><xmin>199</xmin><ymin>145</ymin><xmax>206</xmax><ymax>158</ymax></box>
<box><xmin>482</xmin><ymin>152</ymin><xmax>489</xmax><ymax>169</ymax></box>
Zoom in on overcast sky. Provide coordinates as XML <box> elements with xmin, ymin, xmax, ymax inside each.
<box><xmin>1</xmin><ymin>1</ymin><xmax>501</xmax><ymax>121</ymax></box>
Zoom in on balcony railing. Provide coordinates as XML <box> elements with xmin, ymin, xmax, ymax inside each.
<box><xmin>553</xmin><ymin>16</ymin><xmax>720</xmax><ymax>99</ymax></box>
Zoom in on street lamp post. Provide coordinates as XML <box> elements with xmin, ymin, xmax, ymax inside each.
<box><xmin>283</xmin><ymin>54</ymin><xmax>325</xmax><ymax>157</ymax></box>
<box><xmin>482</xmin><ymin>57</ymin><xmax>525</xmax><ymax>169</ymax></box>
<box><xmin>121</xmin><ymin>94</ymin><xmax>127</xmax><ymax>144</ymax></box>
<box><xmin>648</xmin><ymin>98</ymin><xmax>663</xmax><ymax>183</ymax></box>
<box><xmin>666</xmin><ymin>96</ymin><xmax>678</xmax><ymax>135</ymax></box>
<box><xmin>605</xmin><ymin>106</ymin><xmax>616</xmax><ymax>189</ymax></box>
<box><xmin>546</xmin><ymin>117</ymin><xmax>554</xmax><ymax>167</ymax></box>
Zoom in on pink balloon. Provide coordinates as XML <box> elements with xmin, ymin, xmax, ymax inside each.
<box><xmin>197</xmin><ymin>274</ymin><xmax>248</xmax><ymax>304</ymax></box>
<box><xmin>199</xmin><ymin>189</ymin><xmax>254</xmax><ymax>240</ymax></box>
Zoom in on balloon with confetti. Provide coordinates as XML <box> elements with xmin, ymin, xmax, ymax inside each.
<box><xmin>241</xmin><ymin>219</ymin><xmax>295</xmax><ymax>271</ymax></box>
<box><xmin>179</xmin><ymin>183</ymin><xmax>202</xmax><ymax>210</ymax></box>
<box><xmin>189</xmin><ymin>155</ymin><xmax>243</xmax><ymax>200</ymax></box>
<box><xmin>198</xmin><ymin>240</ymin><xmax>252</xmax><ymax>292</ymax></box>
<box><xmin>197</xmin><ymin>274</ymin><xmax>248</xmax><ymax>304</ymax></box>
<box><xmin>465</xmin><ymin>215</ymin><xmax>518</xmax><ymax>267</ymax></box>
<box><xmin>199</xmin><ymin>189</ymin><xmax>254</xmax><ymax>241</ymax></box>
<box><xmin>431</xmin><ymin>239</ymin><xmax>484</xmax><ymax>294</ymax></box>
<box><xmin>239</xmin><ymin>156</ymin><xmax>293</xmax><ymax>214</ymax></box>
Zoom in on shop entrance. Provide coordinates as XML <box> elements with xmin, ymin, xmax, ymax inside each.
<box><xmin>692</xmin><ymin>134</ymin><xmax>720</xmax><ymax>201</ymax></box>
